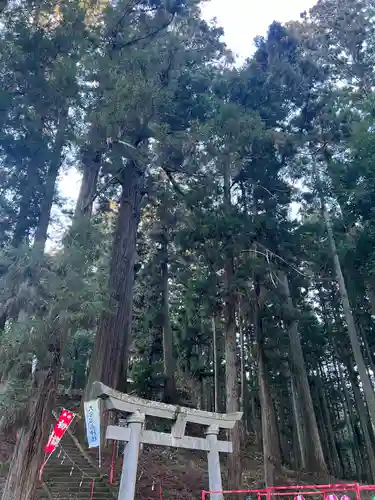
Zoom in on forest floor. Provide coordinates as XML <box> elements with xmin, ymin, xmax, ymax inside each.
<box><xmin>130</xmin><ymin>446</ymin><xmax>337</xmax><ymax>500</ymax></box>
<box><xmin>0</xmin><ymin>431</ymin><xmax>339</xmax><ymax>500</ymax></box>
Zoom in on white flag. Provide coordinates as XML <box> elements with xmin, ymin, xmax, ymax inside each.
<box><xmin>84</xmin><ymin>399</ymin><xmax>101</xmax><ymax>448</ymax></box>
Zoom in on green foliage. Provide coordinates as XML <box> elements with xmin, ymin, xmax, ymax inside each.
<box><xmin>2</xmin><ymin>0</ymin><xmax>375</xmax><ymax>485</ymax></box>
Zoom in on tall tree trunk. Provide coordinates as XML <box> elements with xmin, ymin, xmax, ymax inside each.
<box><xmin>312</xmin><ymin>379</ymin><xmax>332</xmax><ymax>471</ymax></box>
<box><xmin>315</xmin><ymin>370</ymin><xmax>342</xmax><ymax>477</ymax></box>
<box><xmin>255</xmin><ymin>278</ymin><xmax>281</xmax><ymax>487</ymax></box>
<box><xmin>360</xmin><ymin>328</ymin><xmax>375</xmax><ymax>388</ymax></box>
<box><xmin>257</xmin><ymin>338</ymin><xmax>281</xmax><ymax>486</ymax></box>
<box><xmin>248</xmin><ymin>336</ymin><xmax>261</xmax><ymax>447</ymax></box>
<box><xmin>212</xmin><ymin>315</ymin><xmax>219</xmax><ymax>412</ymax></box>
<box><xmin>11</xmin><ymin>163</ymin><xmax>38</xmax><ymax>248</ymax></box>
<box><xmin>290</xmin><ymin>371</ymin><xmax>307</xmax><ymax>469</ymax></box>
<box><xmin>224</xmin><ymin>253</ymin><xmax>241</xmax><ymax>487</ymax></box>
<box><xmin>86</xmin><ymin>162</ymin><xmax>142</xmax><ymax>395</ymax></box>
<box><xmin>34</xmin><ymin>110</ymin><xmax>68</xmax><ymax>250</ymax></box>
<box><xmin>278</xmin><ymin>271</ymin><xmax>327</xmax><ymax>473</ymax></box>
<box><xmin>1</xmin><ymin>351</ymin><xmax>60</xmax><ymax>500</ymax></box>
<box><xmin>335</xmin><ymin>359</ymin><xmax>363</xmax><ymax>480</ymax></box>
<box><xmin>277</xmin><ymin>394</ymin><xmax>291</xmax><ymax>466</ymax></box>
<box><xmin>223</xmin><ymin>159</ymin><xmax>241</xmax><ymax>488</ymax></box>
<box><xmin>160</xmin><ymin>225</ymin><xmax>176</xmax><ymax>403</ymax></box>
<box><xmin>74</xmin><ymin>148</ymin><xmax>102</xmax><ymax>218</ymax></box>
<box><xmin>322</xmin><ymin>203</ymin><xmax>375</xmax><ymax>429</ymax></box>
<box><xmin>346</xmin><ymin>356</ymin><xmax>375</xmax><ymax>481</ymax></box>
<box><xmin>12</xmin><ymin>116</ymin><xmax>46</xmax><ymax>248</ymax></box>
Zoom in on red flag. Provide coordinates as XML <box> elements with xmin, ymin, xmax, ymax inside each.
<box><xmin>44</xmin><ymin>409</ymin><xmax>74</xmax><ymax>453</ymax></box>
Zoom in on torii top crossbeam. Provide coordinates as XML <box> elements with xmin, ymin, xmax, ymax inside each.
<box><xmin>90</xmin><ymin>381</ymin><xmax>242</xmax><ymax>429</ymax></box>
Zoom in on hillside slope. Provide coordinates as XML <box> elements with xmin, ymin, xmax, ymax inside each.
<box><xmin>0</xmin><ymin>431</ymin><xmax>338</xmax><ymax>500</ymax></box>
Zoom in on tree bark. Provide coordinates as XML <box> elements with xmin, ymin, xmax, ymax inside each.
<box><xmin>255</xmin><ymin>279</ymin><xmax>281</xmax><ymax>487</ymax></box>
<box><xmin>86</xmin><ymin>162</ymin><xmax>142</xmax><ymax>395</ymax></box>
<box><xmin>315</xmin><ymin>370</ymin><xmax>342</xmax><ymax>477</ymax></box>
<box><xmin>160</xmin><ymin>224</ymin><xmax>176</xmax><ymax>403</ymax></box>
<box><xmin>290</xmin><ymin>371</ymin><xmax>307</xmax><ymax>469</ymax></box>
<box><xmin>336</xmin><ymin>360</ymin><xmax>363</xmax><ymax>481</ymax></box>
<box><xmin>34</xmin><ymin>110</ymin><xmax>68</xmax><ymax>250</ymax></box>
<box><xmin>223</xmin><ymin>158</ymin><xmax>241</xmax><ymax>488</ymax></box>
<box><xmin>346</xmin><ymin>356</ymin><xmax>375</xmax><ymax>481</ymax></box>
<box><xmin>11</xmin><ymin>162</ymin><xmax>38</xmax><ymax>248</ymax></box>
<box><xmin>322</xmin><ymin>204</ymin><xmax>375</xmax><ymax>429</ymax></box>
<box><xmin>224</xmin><ymin>253</ymin><xmax>241</xmax><ymax>488</ymax></box>
<box><xmin>74</xmin><ymin>148</ymin><xmax>102</xmax><ymax>218</ymax></box>
<box><xmin>1</xmin><ymin>351</ymin><xmax>60</xmax><ymax>500</ymax></box>
<box><xmin>278</xmin><ymin>271</ymin><xmax>327</xmax><ymax>473</ymax></box>
<box><xmin>257</xmin><ymin>337</ymin><xmax>281</xmax><ymax>486</ymax></box>
<box><xmin>212</xmin><ymin>315</ymin><xmax>219</xmax><ymax>412</ymax></box>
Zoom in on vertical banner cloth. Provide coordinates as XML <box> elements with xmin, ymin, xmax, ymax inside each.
<box><xmin>44</xmin><ymin>409</ymin><xmax>74</xmax><ymax>453</ymax></box>
<box><xmin>84</xmin><ymin>399</ymin><xmax>101</xmax><ymax>448</ymax></box>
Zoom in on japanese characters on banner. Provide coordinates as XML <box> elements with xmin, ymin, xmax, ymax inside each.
<box><xmin>44</xmin><ymin>409</ymin><xmax>74</xmax><ymax>453</ymax></box>
<box><xmin>84</xmin><ymin>399</ymin><xmax>101</xmax><ymax>448</ymax></box>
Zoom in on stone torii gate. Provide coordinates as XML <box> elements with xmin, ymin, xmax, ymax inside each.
<box><xmin>90</xmin><ymin>382</ymin><xmax>242</xmax><ymax>500</ymax></box>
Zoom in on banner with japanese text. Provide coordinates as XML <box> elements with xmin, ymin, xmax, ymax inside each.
<box><xmin>84</xmin><ymin>399</ymin><xmax>101</xmax><ymax>448</ymax></box>
<box><xmin>44</xmin><ymin>409</ymin><xmax>74</xmax><ymax>453</ymax></box>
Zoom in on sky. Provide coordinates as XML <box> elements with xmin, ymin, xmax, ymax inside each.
<box><xmin>200</xmin><ymin>0</ymin><xmax>317</xmax><ymax>63</ymax></box>
<box><xmin>59</xmin><ymin>0</ymin><xmax>318</xmax><ymax>208</ymax></box>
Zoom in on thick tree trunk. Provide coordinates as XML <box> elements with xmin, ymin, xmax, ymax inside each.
<box><xmin>335</xmin><ymin>359</ymin><xmax>363</xmax><ymax>480</ymax></box>
<box><xmin>257</xmin><ymin>339</ymin><xmax>281</xmax><ymax>486</ymax></box>
<box><xmin>34</xmin><ymin>111</ymin><xmax>68</xmax><ymax>250</ymax></box>
<box><xmin>277</xmin><ymin>394</ymin><xmax>291</xmax><ymax>466</ymax></box>
<box><xmin>223</xmin><ymin>160</ymin><xmax>241</xmax><ymax>488</ymax></box>
<box><xmin>160</xmin><ymin>227</ymin><xmax>176</xmax><ymax>403</ymax></box>
<box><xmin>224</xmin><ymin>253</ymin><xmax>241</xmax><ymax>488</ymax></box>
<box><xmin>278</xmin><ymin>271</ymin><xmax>327</xmax><ymax>473</ymax></box>
<box><xmin>212</xmin><ymin>315</ymin><xmax>219</xmax><ymax>412</ymax></box>
<box><xmin>1</xmin><ymin>352</ymin><xmax>60</xmax><ymax>500</ymax></box>
<box><xmin>74</xmin><ymin>149</ymin><xmax>102</xmax><ymax>218</ymax></box>
<box><xmin>12</xmin><ymin>117</ymin><xmax>46</xmax><ymax>248</ymax></box>
<box><xmin>247</xmin><ymin>338</ymin><xmax>261</xmax><ymax>447</ymax></box>
<box><xmin>11</xmin><ymin>162</ymin><xmax>38</xmax><ymax>248</ymax></box>
<box><xmin>346</xmin><ymin>356</ymin><xmax>375</xmax><ymax>481</ymax></box>
<box><xmin>239</xmin><ymin>305</ymin><xmax>245</xmax><ymax>416</ymax></box>
<box><xmin>255</xmin><ymin>280</ymin><xmax>281</xmax><ymax>487</ymax></box>
<box><xmin>360</xmin><ymin>328</ymin><xmax>375</xmax><ymax>387</ymax></box>
<box><xmin>86</xmin><ymin>162</ymin><xmax>142</xmax><ymax>395</ymax></box>
<box><xmin>315</xmin><ymin>371</ymin><xmax>342</xmax><ymax>477</ymax></box>
<box><xmin>322</xmin><ymin>205</ymin><xmax>375</xmax><ymax>428</ymax></box>
<box><xmin>312</xmin><ymin>380</ymin><xmax>332</xmax><ymax>471</ymax></box>
<box><xmin>290</xmin><ymin>371</ymin><xmax>307</xmax><ymax>469</ymax></box>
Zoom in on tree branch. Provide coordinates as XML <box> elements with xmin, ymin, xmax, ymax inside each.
<box><xmin>162</xmin><ymin>167</ymin><xmax>187</xmax><ymax>197</ymax></box>
<box><xmin>110</xmin><ymin>14</ymin><xmax>175</xmax><ymax>51</ymax></box>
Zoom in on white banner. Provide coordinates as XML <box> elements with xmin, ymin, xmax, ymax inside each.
<box><xmin>84</xmin><ymin>399</ymin><xmax>101</xmax><ymax>448</ymax></box>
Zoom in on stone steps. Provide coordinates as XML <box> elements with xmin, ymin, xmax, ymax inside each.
<box><xmin>42</xmin><ymin>428</ymin><xmax>117</xmax><ymax>500</ymax></box>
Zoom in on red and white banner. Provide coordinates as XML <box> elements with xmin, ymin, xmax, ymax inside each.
<box><xmin>44</xmin><ymin>409</ymin><xmax>74</xmax><ymax>453</ymax></box>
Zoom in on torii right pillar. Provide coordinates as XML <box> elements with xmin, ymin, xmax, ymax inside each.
<box><xmin>206</xmin><ymin>425</ymin><xmax>223</xmax><ymax>500</ymax></box>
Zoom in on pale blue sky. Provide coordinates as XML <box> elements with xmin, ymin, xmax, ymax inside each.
<box><xmin>201</xmin><ymin>0</ymin><xmax>317</xmax><ymax>62</ymax></box>
<box><xmin>59</xmin><ymin>0</ymin><xmax>317</xmax><ymax>206</ymax></box>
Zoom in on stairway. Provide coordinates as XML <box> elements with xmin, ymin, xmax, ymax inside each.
<box><xmin>42</xmin><ymin>430</ymin><xmax>117</xmax><ymax>500</ymax></box>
